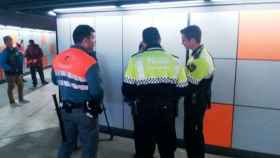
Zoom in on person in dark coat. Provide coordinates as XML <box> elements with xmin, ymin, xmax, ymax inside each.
<box><xmin>25</xmin><ymin>40</ymin><xmax>48</xmax><ymax>88</ymax></box>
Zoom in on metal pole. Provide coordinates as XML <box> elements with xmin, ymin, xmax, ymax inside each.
<box><xmin>102</xmin><ymin>103</ymin><xmax>114</xmax><ymax>140</ymax></box>
<box><xmin>52</xmin><ymin>94</ymin><xmax>66</xmax><ymax>142</ymax></box>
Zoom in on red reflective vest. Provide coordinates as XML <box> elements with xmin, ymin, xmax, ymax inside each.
<box><xmin>52</xmin><ymin>48</ymin><xmax>96</xmax><ymax>90</ymax></box>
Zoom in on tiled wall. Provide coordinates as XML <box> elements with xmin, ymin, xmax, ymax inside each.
<box><xmin>233</xmin><ymin>10</ymin><xmax>280</xmax><ymax>155</ymax></box>
<box><xmin>56</xmin><ymin>9</ymin><xmax>280</xmax><ymax>156</ymax></box>
<box><xmin>0</xmin><ymin>26</ymin><xmax>57</xmax><ymax>81</ymax></box>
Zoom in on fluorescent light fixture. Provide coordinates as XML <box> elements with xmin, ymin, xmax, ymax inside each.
<box><xmin>51</xmin><ymin>0</ymin><xmax>280</xmax><ymax>14</ymax></box>
<box><xmin>121</xmin><ymin>0</ymin><xmax>205</xmax><ymax>9</ymax></box>
<box><xmin>53</xmin><ymin>5</ymin><xmax>117</xmax><ymax>13</ymax></box>
<box><xmin>45</xmin><ymin>30</ymin><xmax>54</xmax><ymax>33</ymax></box>
<box><xmin>35</xmin><ymin>29</ymin><xmax>45</xmax><ymax>32</ymax></box>
<box><xmin>48</xmin><ymin>11</ymin><xmax>56</xmax><ymax>16</ymax></box>
<box><xmin>21</xmin><ymin>27</ymin><xmax>35</xmax><ymax>32</ymax></box>
<box><xmin>6</xmin><ymin>25</ymin><xmax>21</xmax><ymax>30</ymax></box>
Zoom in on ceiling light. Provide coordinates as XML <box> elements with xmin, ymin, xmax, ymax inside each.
<box><xmin>6</xmin><ymin>26</ymin><xmax>21</xmax><ymax>30</ymax></box>
<box><xmin>48</xmin><ymin>11</ymin><xmax>56</xmax><ymax>16</ymax></box>
<box><xmin>53</xmin><ymin>5</ymin><xmax>117</xmax><ymax>14</ymax></box>
<box><xmin>121</xmin><ymin>0</ymin><xmax>205</xmax><ymax>9</ymax></box>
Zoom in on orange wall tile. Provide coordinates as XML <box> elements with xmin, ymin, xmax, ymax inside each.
<box><xmin>238</xmin><ymin>11</ymin><xmax>280</xmax><ymax>60</ymax></box>
<box><xmin>204</xmin><ymin>104</ymin><xmax>233</xmax><ymax>148</ymax></box>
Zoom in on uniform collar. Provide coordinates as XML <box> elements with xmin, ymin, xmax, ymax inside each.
<box><xmin>72</xmin><ymin>45</ymin><xmax>91</xmax><ymax>54</ymax></box>
<box><xmin>71</xmin><ymin>45</ymin><xmax>97</xmax><ymax>60</ymax></box>
<box><xmin>191</xmin><ymin>45</ymin><xmax>204</xmax><ymax>58</ymax></box>
<box><xmin>146</xmin><ymin>47</ymin><xmax>164</xmax><ymax>52</ymax></box>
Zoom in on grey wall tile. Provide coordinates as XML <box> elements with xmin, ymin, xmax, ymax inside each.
<box><xmin>212</xmin><ymin>59</ymin><xmax>236</xmax><ymax>104</ymax></box>
<box><xmin>233</xmin><ymin>106</ymin><xmax>280</xmax><ymax>155</ymax></box>
<box><xmin>235</xmin><ymin>60</ymin><xmax>280</xmax><ymax>109</ymax></box>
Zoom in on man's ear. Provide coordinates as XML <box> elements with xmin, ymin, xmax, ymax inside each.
<box><xmin>82</xmin><ymin>38</ymin><xmax>88</xmax><ymax>44</ymax></box>
<box><xmin>81</xmin><ymin>38</ymin><xmax>88</xmax><ymax>47</ymax></box>
<box><xmin>142</xmin><ymin>42</ymin><xmax>147</xmax><ymax>47</ymax></box>
<box><xmin>190</xmin><ymin>38</ymin><xmax>197</xmax><ymax>44</ymax></box>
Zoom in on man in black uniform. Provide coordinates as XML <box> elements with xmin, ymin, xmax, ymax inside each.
<box><xmin>123</xmin><ymin>27</ymin><xmax>188</xmax><ymax>158</ymax></box>
<box><xmin>181</xmin><ymin>25</ymin><xmax>215</xmax><ymax>158</ymax></box>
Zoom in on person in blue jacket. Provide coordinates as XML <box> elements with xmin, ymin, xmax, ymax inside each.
<box><xmin>0</xmin><ymin>36</ymin><xmax>29</xmax><ymax>106</ymax></box>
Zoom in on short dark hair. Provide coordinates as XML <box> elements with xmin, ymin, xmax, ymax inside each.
<box><xmin>3</xmin><ymin>36</ymin><xmax>12</xmax><ymax>44</ymax></box>
<box><xmin>73</xmin><ymin>25</ymin><xmax>95</xmax><ymax>44</ymax></box>
<box><xmin>142</xmin><ymin>27</ymin><xmax>161</xmax><ymax>46</ymax></box>
<box><xmin>29</xmin><ymin>40</ymin><xmax>34</xmax><ymax>44</ymax></box>
<box><xmin>138</xmin><ymin>42</ymin><xmax>144</xmax><ymax>52</ymax></box>
<box><xmin>181</xmin><ymin>25</ymin><xmax>202</xmax><ymax>43</ymax></box>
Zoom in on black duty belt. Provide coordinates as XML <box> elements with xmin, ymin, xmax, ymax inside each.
<box><xmin>61</xmin><ymin>101</ymin><xmax>94</xmax><ymax>110</ymax></box>
<box><xmin>61</xmin><ymin>100</ymin><xmax>103</xmax><ymax>118</ymax></box>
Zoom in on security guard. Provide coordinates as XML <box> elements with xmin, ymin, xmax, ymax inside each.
<box><xmin>52</xmin><ymin>25</ymin><xmax>103</xmax><ymax>158</ymax></box>
<box><xmin>180</xmin><ymin>25</ymin><xmax>215</xmax><ymax>158</ymax></box>
<box><xmin>122</xmin><ymin>27</ymin><xmax>188</xmax><ymax>158</ymax></box>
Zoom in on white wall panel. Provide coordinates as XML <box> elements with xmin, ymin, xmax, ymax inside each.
<box><xmin>96</xmin><ymin>15</ymin><xmax>123</xmax><ymax>128</ymax></box>
<box><xmin>31</xmin><ymin>31</ymin><xmax>41</xmax><ymax>46</ymax></box>
<box><xmin>191</xmin><ymin>11</ymin><xmax>238</xmax><ymax>59</ymax></box>
<box><xmin>153</xmin><ymin>13</ymin><xmax>188</xmax><ymax>64</ymax></box>
<box><xmin>20</xmin><ymin>29</ymin><xmax>32</xmax><ymax>50</ymax></box>
<box><xmin>57</xmin><ymin>17</ymin><xmax>71</xmax><ymax>52</ymax></box>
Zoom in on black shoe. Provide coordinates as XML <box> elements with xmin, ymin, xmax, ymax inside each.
<box><xmin>33</xmin><ymin>84</ymin><xmax>37</xmax><ymax>88</ymax></box>
<box><xmin>19</xmin><ymin>99</ymin><xmax>30</xmax><ymax>104</ymax></box>
<box><xmin>42</xmin><ymin>81</ymin><xmax>48</xmax><ymax>85</ymax></box>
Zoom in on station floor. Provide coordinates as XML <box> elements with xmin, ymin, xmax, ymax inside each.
<box><xmin>0</xmin><ymin>69</ymin><xmax>230</xmax><ymax>158</ymax></box>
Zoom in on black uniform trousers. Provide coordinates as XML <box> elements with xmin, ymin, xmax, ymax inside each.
<box><xmin>133</xmin><ymin>114</ymin><xmax>156</xmax><ymax>157</ymax></box>
<box><xmin>184</xmin><ymin>82</ymin><xmax>211</xmax><ymax>158</ymax></box>
<box><xmin>133</xmin><ymin>100</ymin><xmax>177</xmax><ymax>158</ymax></box>
<box><xmin>30</xmin><ymin>65</ymin><xmax>46</xmax><ymax>86</ymax></box>
<box><xmin>184</xmin><ymin>98</ymin><xmax>207</xmax><ymax>158</ymax></box>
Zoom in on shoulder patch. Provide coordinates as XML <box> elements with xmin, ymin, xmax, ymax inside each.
<box><xmin>187</xmin><ymin>63</ymin><xmax>197</xmax><ymax>72</ymax></box>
